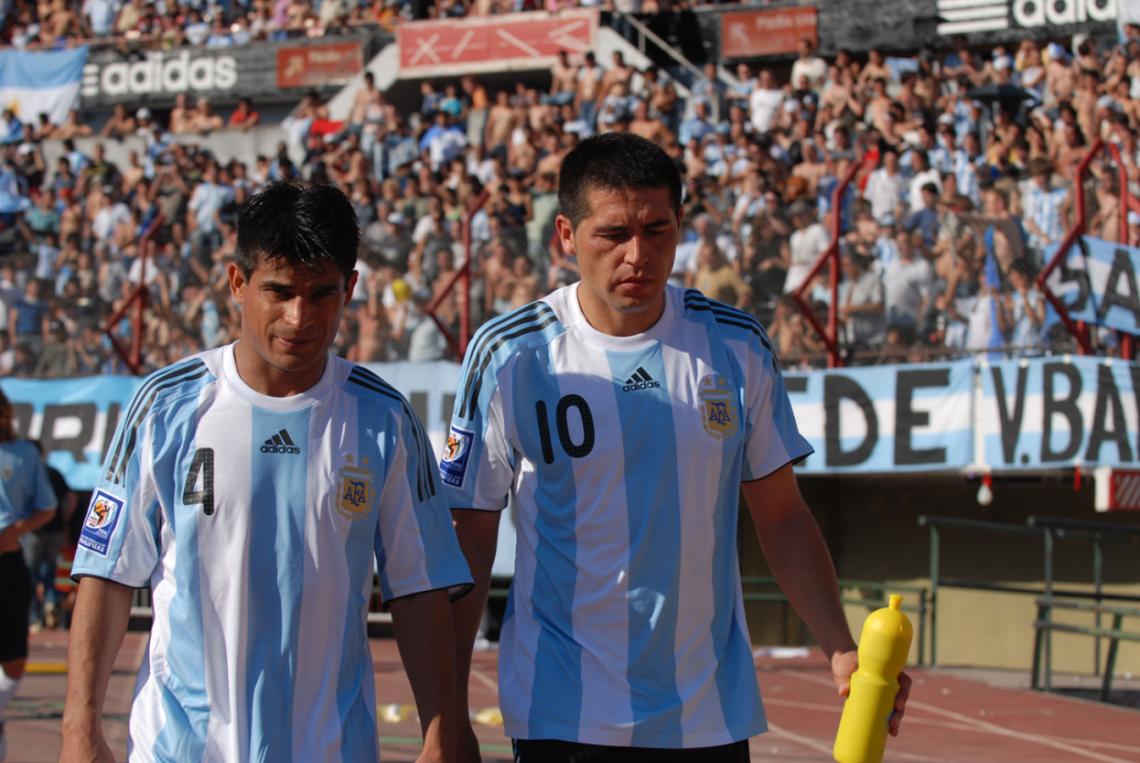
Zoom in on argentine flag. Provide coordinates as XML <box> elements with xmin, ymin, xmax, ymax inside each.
<box><xmin>0</xmin><ymin>47</ymin><xmax>87</xmax><ymax>125</ymax></box>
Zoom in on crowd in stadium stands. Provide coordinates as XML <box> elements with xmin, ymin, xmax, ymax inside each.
<box><xmin>6</xmin><ymin>27</ymin><xmax>1140</xmax><ymax>377</ymax></box>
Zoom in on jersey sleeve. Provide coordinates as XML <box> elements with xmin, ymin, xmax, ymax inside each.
<box><xmin>440</xmin><ymin>350</ymin><xmax>515</xmax><ymax>512</ymax></box>
<box><xmin>373</xmin><ymin>405</ymin><xmax>473</xmax><ymax>607</ymax></box>
<box><xmin>71</xmin><ymin>387</ymin><xmax>163</xmax><ymax>588</ymax></box>
<box><xmin>741</xmin><ymin>337</ymin><xmax>814</xmax><ymax>482</ymax></box>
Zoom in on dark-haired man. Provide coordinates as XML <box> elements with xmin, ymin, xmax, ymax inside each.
<box><xmin>445</xmin><ymin>133</ymin><xmax>910</xmax><ymax>762</ymax></box>
<box><xmin>0</xmin><ymin>389</ymin><xmax>57</xmax><ymax>761</ymax></box>
<box><xmin>60</xmin><ymin>183</ymin><xmax>472</xmax><ymax>763</ymax></box>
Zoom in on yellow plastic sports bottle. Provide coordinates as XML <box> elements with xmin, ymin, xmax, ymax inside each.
<box><xmin>833</xmin><ymin>594</ymin><xmax>912</xmax><ymax>763</ymax></box>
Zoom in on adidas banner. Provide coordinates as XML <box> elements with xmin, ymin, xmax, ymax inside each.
<box><xmin>4</xmin><ymin>357</ymin><xmax>1140</xmax><ymax>491</ymax></box>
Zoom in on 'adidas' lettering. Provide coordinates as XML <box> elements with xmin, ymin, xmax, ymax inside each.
<box><xmin>622</xmin><ymin>367</ymin><xmax>661</xmax><ymax>392</ymax></box>
<box><xmin>260</xmin><ymin>429</ymin><xmax>301</xmax><ymax>455</ymax></box>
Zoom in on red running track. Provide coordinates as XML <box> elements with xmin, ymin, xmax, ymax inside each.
<box><xmin>9</xmin><ymin>632</ymin><xmax>1139</xmax><ymax>762</ymax></box>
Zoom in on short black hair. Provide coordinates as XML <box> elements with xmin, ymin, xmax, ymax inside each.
<box><xmin>236</xmin><ymin>182</ymin><xmax>359</xmax><ymax>285</ymax></box>
<box><xmin>557</xmin><ymin>132</ymin><xmax>682</xmax><ymax>228</ymax></box>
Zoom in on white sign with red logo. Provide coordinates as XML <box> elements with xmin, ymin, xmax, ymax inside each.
<box><xmin>398</xmin><ymin>9</ymin><xmax>597</xmax><ymax>75</ymax></box>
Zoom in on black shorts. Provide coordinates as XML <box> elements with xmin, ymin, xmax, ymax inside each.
<box><xmin>513</xmin><ymin>738</ymin><xmax>750</xmax><ymax>763</ymax></box>
<box><xmin>0</xmin><ymin>550</ymin><xmax>32</xmax><ymax>662</ymax></box>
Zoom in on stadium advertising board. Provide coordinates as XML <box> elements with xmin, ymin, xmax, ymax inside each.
<box><xmin>807</xmin><ymin>0</ymin><xmax>1118</xmax><ymax>56</ymax></box>
<box><xmin>720</xmin><ymin>7</ymin><xmax>818</xmax><ymax>59</ymax></box>
<box><xmin>276</xmin><ymin>41</ymin><xmax>364</xmax><ymax>90</ymax></box>
<box><xmin>397</xmin><ymin>9</ymin><xmax>597</xmax><ymax>76</ymax></box>
<box><xmin>6</xmin><ymin>357</ymin><xmax>1140</xmax><ymax>489</ymax></box>
<box><xmin>1045</xmin><ymin>236</ymin><xmax>1140</xmax><ymax>336</ymax></box>
<box><xmin>80</xmin><ymin>34</ymin><xmax>373</xmax><ymax>108</ymax></box>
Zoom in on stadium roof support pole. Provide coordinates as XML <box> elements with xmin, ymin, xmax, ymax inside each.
<box><xmin>426</xmin><ymin>187</ymin><xmax>489</xmax><ymax>360</ymax></box>
<box><xmin>103</xmin><ymin>213</ymin><xmax>164</xmax><ymax>375</ymax></box>
<box><xmin>1036</xmin><ymin>140</ymin><xmax>1101</xmax><ymax>357</ymax></box>
<box><xmin>791</xmin><ymin>155</ymin><xmax>868</xmax><ymax>368</ymax></box>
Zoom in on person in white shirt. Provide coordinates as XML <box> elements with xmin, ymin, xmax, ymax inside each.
<box><xmin>790</xmin><ymin>38</ymin><xmax>827</xmax><ymax>92</ymax></box>
<box><xmin>863</xmin><ymin>148</ymin><xmax>906</xmax><ymax>225</ymax></box>
<box><xmin>786</xmin><ymin>201</ymin><xmax>829</xmax><ymax>293</ymax></box>
<box><xmin>749</xmin><ymin>70</ymin><xmax>785</xmax><ymax>134</ymax></box>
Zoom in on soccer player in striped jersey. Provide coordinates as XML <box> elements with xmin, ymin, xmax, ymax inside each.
<box><xmin>60</xmin><ymin>183</ymin><xmax>472</xmax><ymax>763</ymax></box>
<box><xmin>0</xmin><ymin>390</ymin><xmax>58</xmax><ymax>762</ymax></box>
<box><xmin>444</xmin><ymin>134</ymin><xmax>910</xmax><ymax>762</ymax></box>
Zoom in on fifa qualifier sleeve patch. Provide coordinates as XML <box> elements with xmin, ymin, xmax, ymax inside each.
<box><xmin>78</xmin><ymin>490</ymin><xmax>125</xmax><ymax>557</ymax></box>
<box><xmin>439</xmin><ymin>426</ymin><xmax>474</xmax><ymax>488</ymax></box>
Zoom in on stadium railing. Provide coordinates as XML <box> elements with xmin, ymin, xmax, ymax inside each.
<box><xmin>1031</xmin><ymin>597</ymin><xmax>1140</xmax><ymax>698</ymax></box>
<box><xmin>919</xmin><ymin>514</ymin><xmax>1140</xmax><ymax>672</ymax></box>
<box><xmin>739</xmin><ymin>575</ymin><xmax>929</xmax><ymax>666</ymax></box>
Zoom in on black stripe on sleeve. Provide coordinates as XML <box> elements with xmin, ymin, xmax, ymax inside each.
<box><xmin>110</xmin><ymin>364</ymin><xmax>209</xmax><ymax>484</ymax></box>
<box><xmin>457</xmin><ymin>303</ymin><xmax>554</xmax><ymax>419</ymax></box>
<box><xmin>463</xmin><ymin>311</ymin><xmax>561</xmax><ymax>420</ymax></box>
<box><xmin>348</xmin><ymin>371</ymin><xmax>436</xmax><ymax>501</ymax></box>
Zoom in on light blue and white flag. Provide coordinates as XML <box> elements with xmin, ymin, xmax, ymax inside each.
<box><xmin>0</xmin><ymin>47</ymin><xmax>87</xmax><ymax>124</ymax></box>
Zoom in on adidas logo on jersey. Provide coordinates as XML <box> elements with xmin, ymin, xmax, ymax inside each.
<box><xmin>260</xmin><ymin>429</ymin><xmax>301</xmax><ymax>455</ymax></box>
<box><xmin>622</xmin><ymin>367</ymin><xmax>661</xmax><ymax>392</ymax></box>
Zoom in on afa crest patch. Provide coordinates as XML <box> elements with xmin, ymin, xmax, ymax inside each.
<box><xmin>439</xmin><ymin>426</ymin><xmax>474</xmax><ymax>487</ymax></box>
<box><xmin>79</xmin><ymin>490</ymin><xmax>125</xmax><ymax>557</ymax></box>
<box><xmin>699</xmin><ymin>374</ymin><xmax>739</xmax><ymax>440</ymax></box>
<box><xmin>337</xmin><ymin>457</ymin><xmax>375</xmax><ymax>521</ymax></box>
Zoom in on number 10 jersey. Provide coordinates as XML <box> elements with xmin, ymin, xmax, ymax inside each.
<box><xmin>72</xmin><ymin>343</ymin><xmax>472</xmax><ymax>763</ymax></box>
<box><xmin>442</xmin><ymin>283</ymin><xmax>813</xmax><ymax>749</ymax></box>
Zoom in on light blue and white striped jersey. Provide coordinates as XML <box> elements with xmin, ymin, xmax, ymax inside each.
<box><xmin>442</xmin><ymin>283</ymin><xmax>813</xmax><ymax>748</ymax></box>
<box><xmin>0</xmin><ymin>439</ymin><xmax>55</xmax><ymax>530</ymax></box>
<box><xmin>73</xmin><ymin>344</ymin><xmax>472</xmax><ymax>763</ymax></box>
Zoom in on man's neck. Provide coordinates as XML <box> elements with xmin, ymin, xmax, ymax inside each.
<box><xmin>234</xmin><ymin>341</ymin><xmax>326</xmax><ymax>398</ymax></box>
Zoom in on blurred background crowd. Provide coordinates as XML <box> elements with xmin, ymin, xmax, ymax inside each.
<box><xmin>3</xmin><ymin>2</ymin><xmax>1140</xmax><ymax>380</ymax></box>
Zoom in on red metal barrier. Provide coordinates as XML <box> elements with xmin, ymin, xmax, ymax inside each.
<box><xmin>424</xmin><ymin>188</ymin><xmax>489</xmax><ymax>360</ymax></box>
<box><xmin>103</xmin><ymin>213</ymin><xmax>164</xmax><ymax>375</ymax></box>
<box><xmin>1035</xmin><ymin>138</ymin><xmax>1123</xmax><ymax>357</ymax></box>
<box><xmin>791</xmin><ymin>157</ymin><xmax>869</xmax><ymax>368</ymax></box>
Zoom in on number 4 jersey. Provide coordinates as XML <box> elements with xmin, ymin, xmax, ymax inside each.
<box><xmin>73</xmin><ymin>343</ymin><xmax>472</xmax><ymax>763</ymax></box>
<box><xmin>442</xmin><ymin>283</ymin><xmax>813</xmax><ymax>749</ymax></box>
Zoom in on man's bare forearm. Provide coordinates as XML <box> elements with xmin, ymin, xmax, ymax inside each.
<box><xmin>391</xmin><ymin>589</ymin><xmax>459</xmax><ymax>760</ymax></box>
<box><xmin>61</xmin><ymin>577</ymin><xmax>133</xmax><ymax>736</ymax></box>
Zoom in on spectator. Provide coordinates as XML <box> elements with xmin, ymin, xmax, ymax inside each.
<box><xmin>883</xmin><ymin>229</ymin><xmax>932</xmax><ymax>330</ymax></box>
<box><xmin>229</xmin><ymin>98</ymin><xmax>261</xmax><ymax>131</ymax></box>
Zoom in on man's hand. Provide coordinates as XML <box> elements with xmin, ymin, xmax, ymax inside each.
<box><xmin>831</xmin><ymin>650</ymin><xmax>912</xmax><ymax>737</ymax></box>
<box><xmin>58</xmin><ymin>729</ymin><xmax>116</xmax><ymax>763</ymax></box>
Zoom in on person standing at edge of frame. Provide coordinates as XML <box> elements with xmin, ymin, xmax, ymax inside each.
<box><xmin>59</xmin><ymin>182</ymin><xmax>472</xmax><ymax>763</ymax></box>
<box><xmin>0</xmin><ymin>389</ymin><xmax>58</xmax><ymax>762</ymax></box>
<box><xmin>441</xmin><ymin>133</ymin><xmax>911</xmax><ymax>763</ymax></box>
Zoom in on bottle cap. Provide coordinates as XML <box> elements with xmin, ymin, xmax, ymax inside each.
<box><xmin>889</xmin><ymin>594</ymin><xmax>903</xmax><ymax>610</ymax></box>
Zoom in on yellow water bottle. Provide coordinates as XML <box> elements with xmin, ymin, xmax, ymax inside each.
<box><xmin>833</xmin><ymin>594</ymin><xmax>912</xmax><ymax>763</ymax></box>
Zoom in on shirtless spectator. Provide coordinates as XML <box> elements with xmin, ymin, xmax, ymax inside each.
<box><xmin>575</xmin><ymin>51</ymin><xmax>604</xmax><ymax>129</ymax></box>
<box><xmin>52</xmin><ymin>110</ymin><xmax>92</xmax><ymax>140</ymax></box>
<box><xmin>484</xmin><ymin>90</ymin><xmax>516</xmax><ymax>157</ymax></box>
<box><xmin>547</xmin><ymin>50</ymin><xmax>578</xmax><ymax>107</ymax></box>
<box><xmin>628</xmin><ymin>98</ymin><xmax>672</xmax><ymax>144</ymax></box>
<box><xmin>599</xmin><ymin>51</ymin><xmax>635</xmax><ymax>106</ymax></box>
<box><xmin>192</xmin><ymin>97</ymin><xmax>225</xmax><ymax>133</ymax></box>
<box><xmin>99</xmin><ymin>104</ymin><xmax>136</xmax><ymax>140</ymax></box>
<box><xmin>169</xmin><ymin>93</ymin><xmax>195</xmax><ymax>134</ymax></box>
